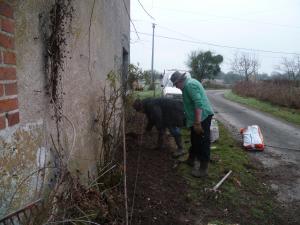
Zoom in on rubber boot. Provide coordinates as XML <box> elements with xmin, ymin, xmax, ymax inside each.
<box><xmin>191</xmin><ymin>160</ymin><xmax>201</xmax><ymax>177</ymax></box>
<box><xmin>199</xmin><ymin>161</ymin><xmax>209</xmax><ymax>177</ymax></box>
<box><xmin>192</xmin><ymin>160</ymin><xmax>209</xmax><ymax>178</ymax></box>
<box><xmin>173</xmin><ymin>135</ymin><xmax>185</xmax><ymax>157</ymax></box>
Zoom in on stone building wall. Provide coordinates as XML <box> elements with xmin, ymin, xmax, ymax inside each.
<box><xmin>0</xmin><ymin>0</ymin><xmax>130</xmax><ymax>217</ymax></box>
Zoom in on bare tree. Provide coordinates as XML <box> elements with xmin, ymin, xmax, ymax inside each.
<box><xmin>277</xmin><ymin>56</ymin><xmax>300</xmax><ymax>81</ymax></box>
<box><xmin>231</xmin><ymin>52</ymin><xmax>260</xmax><ymax>81</ymax></box>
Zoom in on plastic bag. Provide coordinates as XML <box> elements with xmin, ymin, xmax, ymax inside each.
<box><xmin>240</xmin><ymin>125</ymin><xmax>264</xmax><ymax>151</ymax></box>
<box><xmin>210</xmin><ymin>118</ymin><xmax>219</xmax><ymax>143</ymax></box>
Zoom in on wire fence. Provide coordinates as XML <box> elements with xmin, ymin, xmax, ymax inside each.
<box><xmin>0</xmin><ymin>199</ymin><xmax>43</xmax><ymax>225</ymax></box>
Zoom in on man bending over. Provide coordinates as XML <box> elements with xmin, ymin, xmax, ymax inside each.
<box><xmin>133</xmin><ymin>97</ymin><xmax>185</xmax><ymax>157</ymax></box>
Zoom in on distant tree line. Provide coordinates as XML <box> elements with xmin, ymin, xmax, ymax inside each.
<box><xmin>186</xmin><ymin>50</ymin><xmax>300</xmax><ymax>83</ymax></box>
<box><xmin>128</xmin><ymin>51</ymin><xmax>300</xmax><ymax>91</ymax></box>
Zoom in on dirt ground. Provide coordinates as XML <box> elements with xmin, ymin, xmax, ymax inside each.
<box><xmin>124</xmin><ymin>111</ymin><xmax>300</xmax><ymax>225</ymax></box>
<box><xmin>126</xmin><ymin>135</ymin><xmax>192</xmax><ymax>224</ymax></box>
<box><xmin>126</xmin><ymin>112</ymin><xmax>194</xmax><ymax>225</ymax></box>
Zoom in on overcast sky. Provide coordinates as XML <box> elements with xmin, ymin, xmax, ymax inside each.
<box><xmin>130</xmin><ymin>0</ymin><xmax>300</xmax><ymax>75</ymax></box>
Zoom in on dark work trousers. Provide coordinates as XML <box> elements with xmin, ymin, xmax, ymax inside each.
<box><xmin>190</xmin><ymin>115</ymin><xmax>213</xmax><ymax>162</ymax></box>
<box><xmin>169</xmin><ymin>127</ymin><xmax>181</xmax><ymax>137</ymax></box>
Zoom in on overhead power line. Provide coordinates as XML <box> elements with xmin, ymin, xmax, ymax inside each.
<box><xmin>137</xmin><ymin>0</ymin><xmax>155</xmax><ymax>20</ymax></box>
<box><xmin>157</xmin><ymin>24</ymin><xmax>200</xmax><ymax>42</ymax></box>
<box><xmin>122</xmin><ymin>0</ymin><xmax>140</xmax><ymax>39</ymax></box>
<box><xmin>131</xmin><ymin>31</ymin><xmax>300</xmax><ymax>56</ymax></box>
<box><xmin>154</xmin><ymin>6</ymin><xmax>300</xmax><ymax>30</ymax></box>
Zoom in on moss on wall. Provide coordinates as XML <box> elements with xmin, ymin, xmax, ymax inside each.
<box><xmin>0</xmin><ymin>122</ymin><xmax>45</xmax><ymax>216</ymax></box>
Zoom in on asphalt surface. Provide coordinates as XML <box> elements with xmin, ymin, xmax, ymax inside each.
<box><xmin>207</xmin><ymin>90</ymin><xmax>300</xmax><ymax>203</ymax></box>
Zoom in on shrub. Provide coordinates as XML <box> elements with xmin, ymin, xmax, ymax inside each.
<box><xmin>232</xmin><ymin>80</ymin><xmax>300</xmax><ymax>109</ymax></box>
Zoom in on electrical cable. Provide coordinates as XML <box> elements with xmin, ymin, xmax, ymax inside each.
<box><xmin>131</xmin><ymin>21</ymin><xmax>298</xmax><ymax>59</ymax></box>
<box><xmin>153</xmin><ymin>6</ymin><xmax>300</xmax><ymax>30</ymax></box>
<box><xmin>129</xmin><ymin>114</ymin><xmax>146</xmax><ymax>225</ymax></box>
<box><xmin>137</xmin><ymin>0</ymin><xmax>155</xmax><ymax>20</ymax></box>
<box><xmin>264</xmin><ymin>144</ymin><xmax>300</xmax><ymax>152</ymax></box>
<box><xmin>156</xmin><ymin>24</ymin><xmax>294</xmax><ymax>60</ymax></box>
<box><xmin>156</xmin><ymin>24</ymin><xmax>200</xmax><ymax>42</ymax></box>
<box><xmin>131</xmin><ymin>31</ymin><xmax>300</xmax><ymax>56</ymax></box>
<box><xmin>88</xmin><ymin>0</ymin><xmax>96</xmax><ymax>80</ymax></box>
<box><xmin>180</xmin><ymin>133</ymin><xmax>300</xmax><ymax>152</ymax></box>
<box><xmin>123</xmin><ymin>0</ymin><xmax>140</xmax><ymax>39</ymax></box>
<box><xmin>122</xmin><ymin>105</ymin><xmax>129</xmax><ymax>225</ymax></box>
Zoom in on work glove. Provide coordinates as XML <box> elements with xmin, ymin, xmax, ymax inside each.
<box><xmin>193</xmin><ymin>122</ymin><xmax>204</xmax><ymax>135</ymax></box>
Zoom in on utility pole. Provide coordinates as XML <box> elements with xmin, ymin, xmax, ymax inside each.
<box><xmin>151</xmin><ymin>23</ymin><xmax>156</xmax><ymax>96</ymax></box>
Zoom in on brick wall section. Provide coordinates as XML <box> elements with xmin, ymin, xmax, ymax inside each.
<box><xmin>0</xmin><ymin>1</ymin><xmax>19</xmax><ymax>130</ymax></box>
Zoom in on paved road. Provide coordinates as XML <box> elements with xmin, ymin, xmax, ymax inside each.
<box><xmin>207</xmin><ymin>90</ymin><xmax>300</xmax><ymax>203</ymax></box>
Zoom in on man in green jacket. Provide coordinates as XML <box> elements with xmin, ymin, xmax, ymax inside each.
<box><xmin>171</xmin><ymin>71</ymin><xmax>214</xmax><ymax>177</ymax></box>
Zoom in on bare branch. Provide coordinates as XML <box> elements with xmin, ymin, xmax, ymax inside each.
<box><xmin>231</xmin><ymin>52</ymin><xmax>260</xmax><ymax>81</ymax></box>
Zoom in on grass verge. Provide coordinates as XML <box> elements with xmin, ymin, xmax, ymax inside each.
<box><xmin>224</xmin><ymin>90</ymin><xmax>300</xmax><ymax>126</ymax></box>
<box><xmin>178</xmin><ymin>122</ymin><xmax>294</xmax><ymax>225</ymax></box>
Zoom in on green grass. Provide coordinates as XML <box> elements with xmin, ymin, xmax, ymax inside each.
<box><xmin>131</xmin><ymin>89</ymin><xmax>296</xmax><ymax>224</ymax></box>
<box><xmin>224</xmin><ymin>90</ymin><xmax>300</xmax><ymax>126</ymax></box>
<box><xmin>178</xmin><ymin>122</ymin><xmax>286</xmax><ymax>225</ymax></box>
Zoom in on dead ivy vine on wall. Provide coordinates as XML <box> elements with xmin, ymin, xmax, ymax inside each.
<box><xmin>44</xmin><ymin>0</ymin><xmax>74</xmax><ymax>124</ymax></box>
<box><xmin>31</xmin><ymin>1</ymin><xmax>128</xmax><ymax>224</ymax></box>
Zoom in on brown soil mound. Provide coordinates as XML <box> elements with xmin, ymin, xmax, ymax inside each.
<box><xmin>126</xmin><ymin>113</ymin><xmax>193</xmax><ymax>225</ymax></box>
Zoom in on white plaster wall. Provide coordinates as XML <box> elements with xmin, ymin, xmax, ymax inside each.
<box><xmin>15</xmin><ymin>0</ymin><xmax>130</xmax><ymax>176</ymax></box>
<box><xmin>62</xmin><ymin>0</ymin><xmax>130</xmax><ymax>178</ymax></box>
<box><xmin>0</xmin><ymin>0</ymin><xmax>130</xmax><ymax>215</ymax></box>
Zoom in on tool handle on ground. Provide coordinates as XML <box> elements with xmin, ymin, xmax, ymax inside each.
<box><xmin>213</xmin><ymin>170</ymin><xmax>232</xmax><ymax>191</ymax></box>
